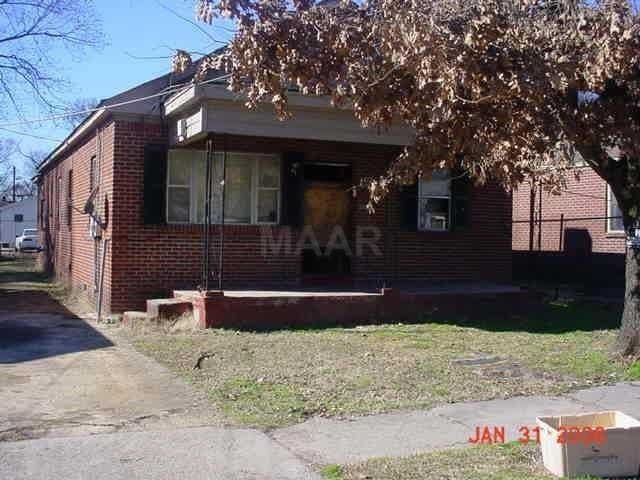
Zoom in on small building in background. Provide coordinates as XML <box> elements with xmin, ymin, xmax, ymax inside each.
<box><xmin>0</xmin><ymin>196</ymin><xmax>38</xmax><ymax>248</ymax></box>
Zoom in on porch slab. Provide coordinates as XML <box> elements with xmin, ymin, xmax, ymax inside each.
<box><xmin>176</xmin><ymin>289</ymin><xmax>378</xmax><ymax>298</ymax></box>
<box><xmin>175</xmin><ymin>282</ymin><xmax>520</xmax><ymax>298</ymax></box>
<box><xmin>173</xmin><ymin>282</ymin><xmax>528</xmax><ymax>330</ymax></box>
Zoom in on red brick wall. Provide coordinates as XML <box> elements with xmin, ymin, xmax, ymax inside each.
<box><xmin>109</xmin><ymin>126</ymin><xmax>512</xmax><ymax>312</ymax></box>
<box><xmin>512</xmin><ymin>167</ymin><xmax>626</xmax><ymax>254</ymax></box>
<box><xmin>38</xmin><ymin>121</ymin><xmax>116</xmax><ymax>310</ymax></box>
<box><xmin>41</xmin><ymin>119</ymin><xmax>513</xmax><ymax>313</ymax></box>
<box><xmin>351</xmin><ymin>156</ymin><xmax>512</xmax><ymax>283</ymax></box>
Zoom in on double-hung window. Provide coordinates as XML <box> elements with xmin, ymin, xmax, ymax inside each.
<box><xmin>167</xmin><ymin>150</ymin><xmax>206</xmax><ymax>224</ymax></box>
<box><xmin>607</xmin><ymin>185</ymin><xmax>625</xmax><ymax>234</ymax></box>
<box><xmin>418</xmin><ymin>170</ymin><xmax>451</xmax><ymax>231</ymax></box>
<box><xmin>166</xmin><ymin>150</ymin><xmax>281</xmax><ymax>225</ymax></box>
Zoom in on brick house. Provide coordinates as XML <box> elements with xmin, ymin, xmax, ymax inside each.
<box><xmin>37</xmin><ymin>70</ymin><xmax>513</xmax><ymax>314</ymax></box>
<box><xmin>512</xmin><ymin>164</ymin><xmax>626</xmax><ymax>289</ymax></box>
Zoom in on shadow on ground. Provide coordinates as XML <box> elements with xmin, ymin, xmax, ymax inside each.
<box><xmin>0</xmin><ymin>255</ymin><xmax>112</xmax><ymax>364</ymax></box>
<box><xmin>425</xmin><ymin>299</ymin><xmax>621</xmax><ymax>334</ymax></box>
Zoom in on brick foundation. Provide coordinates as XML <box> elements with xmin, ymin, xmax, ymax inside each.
<box><xmin>186</xmin><ymin>288</ymin><xmax>532</xmax><ymax>330</ymax></box>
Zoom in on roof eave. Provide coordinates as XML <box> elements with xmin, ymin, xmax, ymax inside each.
<box><xmin>37</xmin><ymin>108</ymin><xmax>109</xmax><ymax>173</ymax></box>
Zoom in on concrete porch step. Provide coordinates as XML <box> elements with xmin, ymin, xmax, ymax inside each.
<box><xmin>146</xmin><ymin>298</ymin><xmax>193</xmax><ymax>321</ymax></box>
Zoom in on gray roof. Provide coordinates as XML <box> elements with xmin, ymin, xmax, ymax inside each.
<box><xmin>38</xmin><ymin>49</ymin><xmax>227</xmax><ymax>173</ymax></box>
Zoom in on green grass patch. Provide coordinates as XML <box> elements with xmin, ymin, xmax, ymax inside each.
<box><xmin>214</xmin><ymin>377</ymin><xmax>306</xmax><ymax>428</ymax></box>
<box><xmin>625</xmin><ymin>360</ymin><xmax>640</xmax><ymax>380</ymax></box>
<box><xmin>321</xmin><ymin>464</ymin><xmax>344</xmax><ymax>480</ymax></box>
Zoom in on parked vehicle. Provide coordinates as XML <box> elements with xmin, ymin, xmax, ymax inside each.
<box><xmin>15</xmin><ymin>228</ymin><xmax>40</xmax><ymax>252</ymax></box>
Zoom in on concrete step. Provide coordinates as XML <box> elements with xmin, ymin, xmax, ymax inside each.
<box><xmin>146</xmin><ymin>298</ymin><xmax>193</xmax><ymax>321</ymax></box>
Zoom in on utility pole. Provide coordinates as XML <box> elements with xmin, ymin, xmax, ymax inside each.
<box><xmin>12</xmin><ymin>166</ymin><xmax>16</xmax><ymax>203</ymax></box>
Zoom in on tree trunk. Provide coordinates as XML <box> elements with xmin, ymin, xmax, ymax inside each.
<box><xmin>617</xmin><ymin>244</ymin><xmax>640</xmax><ymax>356</ymax></box>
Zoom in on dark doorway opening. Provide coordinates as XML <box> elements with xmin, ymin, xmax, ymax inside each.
<box><xmin>301</xmin><ymin>163</ymin><xmax>353</xmax><ymax>279</ymax></box>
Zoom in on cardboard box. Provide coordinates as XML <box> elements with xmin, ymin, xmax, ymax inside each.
<box><xmin>537</xmin><ymin>411</ymin><xmax>640</xmax><ymax>478</ymax></box>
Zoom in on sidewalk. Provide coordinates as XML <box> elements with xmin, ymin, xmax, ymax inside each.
<box><xmin>272</xmin><ymin>381</ymin><xmax>640</xmax><ymax>465</ymax></box>
<box><xmin>1</xmin><ymin>382</ymin><xmax>639</xmax><ymax>479</ymax></box>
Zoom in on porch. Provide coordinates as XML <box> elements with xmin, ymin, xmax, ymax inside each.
<box><xmin>123</xmin><ymin>282</ymin><xmax>526</xmax><ymax>330</ymax></box>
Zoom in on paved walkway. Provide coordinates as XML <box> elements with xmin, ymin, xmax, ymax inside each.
<box><xmin>2</xmin><ymin>380</ymin><xmax>639</xmax><ymax>479</ymax></box>
<box><xmin>272</xmin><ymin>382</ymin><xmax>640</xmax><ymax>465</ymax></box>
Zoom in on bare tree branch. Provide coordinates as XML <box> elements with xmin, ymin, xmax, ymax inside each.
<box><xmin>0</xmin><ymin>0</ymin><xmax>103</xmax><ymax>118</ymax></box>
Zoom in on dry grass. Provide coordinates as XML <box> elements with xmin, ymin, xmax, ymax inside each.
<box><xmin>333</xmin><ymin>442</ymin><xmax>597</xmax><ymax>480</ymax></box>
<box><xmin>125</xmin><ymin>300</ymin><xmax>638</xmax><ymax>429</ymax></box>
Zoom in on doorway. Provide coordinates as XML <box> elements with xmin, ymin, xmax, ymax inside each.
<box><xmin>301</xmin><ymin>163</ymin><xmax>352</xmax><ymax>279</ymax></box>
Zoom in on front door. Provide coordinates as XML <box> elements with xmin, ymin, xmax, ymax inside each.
<box><xmin>301</xmin><ymin>163</ymin><xmax>352</xmax><ymax>278</ymax></box>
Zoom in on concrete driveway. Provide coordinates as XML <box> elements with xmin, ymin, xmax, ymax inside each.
<box><xmin>0</xmin><ymin>306</ymin><xmax>219</xmax><ymax>441</ymax></box>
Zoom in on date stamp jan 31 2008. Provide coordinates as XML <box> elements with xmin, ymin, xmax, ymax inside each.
<box><xmin>468</xmin><ymin>425</ymin><xmax>608</xmax><ymax>445</ymax></box>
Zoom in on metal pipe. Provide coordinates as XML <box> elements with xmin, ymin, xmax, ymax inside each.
<box><xmin>202</xmin><ymin>138</ymin><xmax>213</xmax><ymax>291</ymax></box>
<box><xmin>528</xmin><ymin>182</ymin><xmax>535</xmax><ymax>253</ymax></box>
<box><xmin>218</xmin><ymin>137</ymin><xmax>227</xmax><ymax>291</ymax></box>
<box><xmin>96</xmin><ymin>238</ymin><xmax>109</xmax><ymax>322</ymax></box>
<box><xmin>537</xmin><ymin>181</ymin><xmax>543</xmax><ymax>251</ymax></box>
<box><xmin>559</xmin><ymin>213</ymin><xmax>564</xmax><ymax>251</ymax></box>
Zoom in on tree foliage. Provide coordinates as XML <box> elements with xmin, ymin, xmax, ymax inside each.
<box><xmin>186</xmin><ymin>0</ymin><xmax>638</xmax><ymax>208</ymax></box>
<box><xmin>183</xmin><ymin>0</ymin><xmax>640</xmax><ymax>354</ymax></box>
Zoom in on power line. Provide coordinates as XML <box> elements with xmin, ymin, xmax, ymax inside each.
<box><xmin>0</xmin><ymin>126</ymin><xmax>62</xmax><ymax>143</ymax></box>
<box><xmin>0</xmin><ymin>73</ymin><xmax>232</xmax><ymax>129</ymax></box>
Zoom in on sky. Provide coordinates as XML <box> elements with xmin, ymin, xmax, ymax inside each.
<box><xmin>3</xmin><ymin>0</ymin><xmax>234</xmax><ymax>177</ymax></box>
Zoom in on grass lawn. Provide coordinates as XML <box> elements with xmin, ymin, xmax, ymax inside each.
<box><xmin>127</xmin><ymin>299</ymin><xmax>640</xmax><ymax>429</ymax></box>
<box><xmin>326</xmin><ymin>442</ymin><xmax>598</xmax><ymax>480</ymax></box>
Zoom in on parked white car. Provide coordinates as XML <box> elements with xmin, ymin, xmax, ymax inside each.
<box><xmin>15</xmin><ymin>228</ymin><xmax>40</xmax><ymax>252</ymax></box>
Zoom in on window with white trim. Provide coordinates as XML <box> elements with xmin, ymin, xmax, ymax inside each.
<box><xmin>607</xmin><ymin>185</ymin><xmax>625</xmax><ymax>233</ymax></box>
<box><xmin>418</xmin><ymin>170</ymin><xmax>451</xmax><ymax>231</ymax></box>
<box><xmin>166</xmin><ymin>150</ymin><xmax>281</xmax><ymax>225</ymax></box>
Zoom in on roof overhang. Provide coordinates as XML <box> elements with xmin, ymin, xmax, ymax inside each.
<box><xmin>165</xmin><ymin>84</ymin><xmax>415</xmax><ymax>147</ymax></box>
<box><xmin>38</xmin><ymin>108</ymin><xmax>109</xmax><ymax>173</ymax></box>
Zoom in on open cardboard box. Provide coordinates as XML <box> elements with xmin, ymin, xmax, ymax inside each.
<box><xmin>537</xmin><ymin>411</ymin><xmax>640</xmax><ymax>478</ymax></box>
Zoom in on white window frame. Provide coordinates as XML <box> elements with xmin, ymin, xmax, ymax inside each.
<box><xmin>253</xmin><ymin>154</ymin><xmax>281</xmax><ymax>225</ymax></box>
<box><xmin>166</xmin><ymin>150</ymin><xmax>281</xmax><ymax>225</ymax></box>
<box><xmin>606</xmin><ymin>185</ymin><xmax>625</xmax><ymax>234</ymax></box>
<box><xmin>418</xmin><ymin>171</ymin><xmax>452</xmax><ymax>232</ymax></box>
<box><xmin>166</xmin><ymin>149</ymin><xmax>203</xmax><ymax>224</ymax></box>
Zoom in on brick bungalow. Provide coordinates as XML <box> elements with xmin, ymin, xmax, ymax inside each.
<box><xmin>37</xmin><ymin>69</ymin><xmax>513</xmax><ymax>314</ymax></box>
<box><xmin>512</xmin><ymin>163</ymin><xmax>626</xmax><ymax>289</ymax></box>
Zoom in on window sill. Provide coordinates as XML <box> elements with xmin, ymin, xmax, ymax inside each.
<box><xmin>606</xmin><ymin>231</ymin><xmax>626</xmax><ymax>239</ymax></box>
